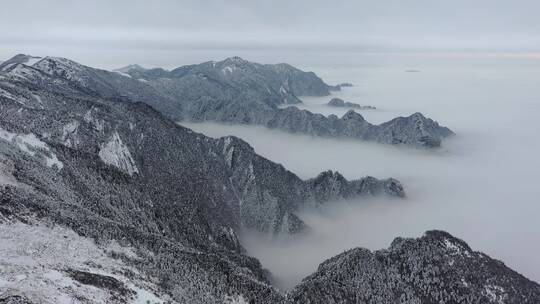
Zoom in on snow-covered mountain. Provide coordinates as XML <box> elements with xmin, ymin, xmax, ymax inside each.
<box><xmin>1</xmin><ymin>54</ymin><xmax>452</xmax><ymax>148</ymax></box>
<box><xmin>0</xmin><ymin>54</ymin><xmax>42</xmax><ymax>72</ymax></box>
<box><xmin>117</xmin><ymin>56</ymin><xmax>454</xmax><ymax>148</ymax></box>
<box><xmin>1</xmin><ymin>54</ymin><xmax>536</xmax><ymax>303</ymax></box>
<box><xmin>118</xmin><ymin>56</ymin><xmax>336</xmax><ymax>102</ymax></box>
<box><xmin>1</xmin><ymin>56</ymin><xmax>402</xmax><ymax>303</ymax></box>
<box><xmin>113</xmin><ymin>64</ymin><xmax>147</xmax><ymax>74</ymax></box>
<box><xmin>288</xmin><ymin>231</ymin><xmax>540</xmax><ymax>303</ymax></box>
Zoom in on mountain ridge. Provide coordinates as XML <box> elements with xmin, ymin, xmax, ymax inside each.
<box><xmin>0</xmin><ymin>54</ymin><xmax>538</xmax><ymax>303</ymax></box>
<box><xmin>1</xmin><ymin>54</ymin><xmax>453</xmax><ymax>148</ymax></box>
<box><xmin>288</xmin><ymin>230</ymin><xmax>540</xmax><ymax>303</ymax></box>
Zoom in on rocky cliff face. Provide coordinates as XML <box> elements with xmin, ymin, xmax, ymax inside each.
<box><xmin>288</xmin><ymin>230</ymin><xmax>540</xmax><ymax>304</ymax></box>
<box><xmin>214</xmin><ymin>137</ymin><xmax>404</xmax><ymax>234</ymax></box>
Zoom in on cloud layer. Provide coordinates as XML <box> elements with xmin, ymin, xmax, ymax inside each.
<box><xmin>2</xmin><ymin>0</ymin><xmax>540</xmax><ymax>68</ymax></box>
<box><xmin>182</xmin><ymin>58</ymin><xmax>540</xmax><ymax>289</ymax></box>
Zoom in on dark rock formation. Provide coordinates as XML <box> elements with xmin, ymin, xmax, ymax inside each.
<box><xmin>307</xmin><ymin>171</ymin><xmax>404</xmax><ymax>202</ymax></box>
<box><xmin>327</xmin><ymin>97</ymin><xmax>376</xmax><ymax>110</ymax></box>
<box><xmin>0</xmin><ymin>294</ymin><xmax>34</xmax><ymax>304</ymax></box>
<box><xmin>66</xmin><ymin>270</ymin><xmax>135</xmax><ymax>299</ymax></box>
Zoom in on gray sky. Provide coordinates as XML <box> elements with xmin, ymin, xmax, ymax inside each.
<box><xmin>1</xmin><ymin>0</ymin><xmax>540</xmax><ymax>68</ymax></box>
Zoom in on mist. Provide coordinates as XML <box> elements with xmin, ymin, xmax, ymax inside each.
<box><xmin>181</xmin><ymin>56</ymin><xmax>540</xmax><ymax>290</ymax></box>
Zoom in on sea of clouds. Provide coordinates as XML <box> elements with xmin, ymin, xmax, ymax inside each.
<box><xmin>182</xmin><ymin>55</ymin><xmax>540</xmax><ymax>290</ymax></box>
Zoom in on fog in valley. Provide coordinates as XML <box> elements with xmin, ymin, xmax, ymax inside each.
<box><xmin>182</xmin><ymin>56</ymin><xmax>540</xmax><ymax>290</ymax></box>
<box><xmin>2</xmin><ymin>0</ymin><xmax>540</xmax><ymax>302</ymax></box>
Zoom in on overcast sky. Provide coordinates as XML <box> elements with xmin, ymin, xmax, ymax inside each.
<box><xmin>1</xmin><ymin>0</ymin><xmax>540</xmax><ymax>68</ymax></box>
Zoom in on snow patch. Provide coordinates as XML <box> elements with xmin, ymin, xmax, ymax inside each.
<box><xmin>0</xmin><ymin>156</ymin><xmax>21</xmax><ymax>188</ymax></box>
<box><xmin>444</xmin><ymin>238</ymin><xmax>472</xmax><ymax>258</ymax></box>
<box><xmin>484</xmin><ymin>284</ymin><xmax>507</xmax><ymax>304</ymax></box>
<box><xmin>444</xmin><ymin>239</ymin><xmax>461</xmax><ymax>252</ymax></box>
<box><xmin>0</xmin><ymin>127</ymin><xmax>63</xmax><ymax>170</ymax></box>
<box><xmin>32</xmin><ymin>93</ymin><xmax>44</xmax><ymax>108</ymax></box>
<box><xmin>83</xmin><ymin>110</ymin><xmax>92</xmax><ymax>123</ymax></box>
<box><xmin>224</xmin><ymin>294</ymin><xmax>249</xmax><ymax>304</ymax></box>
<box><xmin>20</xmin><ymin>56</ymin><xmax>42</xmax><ymax>67</ymax></box>
<box><xmin>131</xmin><ymin>285</ymin><xmax>165</xmax><ymax>304</ymax></box>
<box><xmin>247</xmin><ymin>163</ymin><xmax>255</xmax><ymax>182</ymax></box>
<box><xmin>222</xmin><ymin>65</ymin><xmax>236</xmax><ymax>75</ymax></box>
<box><xmin>98</xmin><ymin>131</ymin><xmax>139</xmax><ymax>176</ymax></box>
<box><xmin>0</xmin><ymin>221</ymin><xmax>167</xmax><ymax>304</ymax></box>
<box><xmin>223</xmin><ymin>137</ymin><xmax>235</xmax><ymax>168</ymax></box>
<box><xmin>114</xmin><ymin>71</ymin><xmax>132</xmax><ymax>78</ymax></box>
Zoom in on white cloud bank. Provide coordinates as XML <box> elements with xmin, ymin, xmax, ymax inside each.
<box><xmin>182</xmin><ymin>57</ymin><xmax>540</xmax><ymax>289</ymax></box>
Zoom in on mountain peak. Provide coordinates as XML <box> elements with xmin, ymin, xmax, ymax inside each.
<box><xmin>33</xmin><ymin>56</ymin><xmax>79</xmax><ymax>67</ymax></box>
<box><xmin>226</xmin><ymin>56</ymin><xmax>245</xmax><ymax>61</ymax></box>
<box><xmin>341</xmin><ymin>109</ymin><xmax>366</xmax><ymax>121</ymax></box>
<box><xmin>0</xmin><ymin>54</ymin><xmax>42</xmax><ymax>71</ymax></box>
<box><xmin>32</xmin><ymin>56</ymin><xmax>86</xmax><ymax>75</ymax></box>
<box><xmin>221</xmin><ymin>56</ymin><xmax>249</xmax><ymax>65</ymax></box>
<box><xmin>114</xmin><ymin>64</ymin><xmax>147</xmax><ymax>74</ymax></box>
<box><xmin>409</xmin><ymin>112</ymin><xmax>427</xmax><ymax>120</ymax></box>
<box><xmin>8</xmin><ymin>54</ymin><xmax>33</xmax><ymax>61</ymax></box>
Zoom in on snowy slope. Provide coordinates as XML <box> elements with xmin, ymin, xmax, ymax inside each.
<box><xmin>0</xmin><ymin>220</ymin><xmax>166</xmax><ymax>304</ymax></box>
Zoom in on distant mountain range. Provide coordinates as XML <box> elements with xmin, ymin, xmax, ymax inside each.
<box><xmin>1</xmin><ymin>54</ymin><xmax>453</xmax><ymax>148</ymax></box>
<box><xmin>1</xmin><ymin>54</ymin><xmax>536</xmax><ymax>303</ymax></box>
